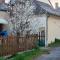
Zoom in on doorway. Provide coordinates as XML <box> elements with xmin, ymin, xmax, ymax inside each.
<box><xmin>39</xmin><ymin>27</ymin><xmax>45</xmax><ymax>46</ymax></box>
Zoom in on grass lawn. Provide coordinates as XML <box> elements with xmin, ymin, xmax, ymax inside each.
<box><xmin>0</xmin><ymin>57</ymin><xmax>5</xmax><ymax>60</ymax></box>
<box><xmin>0</xmin><ymin>39</ymin><xmax>60</xmax><ymax>60</ymax></box>
<box><xmin>49</xmin><ymin>39</ymin><xmax>60</xmax><ymax>47</ymax></box>
<box><xmin>2</xmin><ymin>48</ymin><xmax>49</xmax><ymax>60</ymax></box>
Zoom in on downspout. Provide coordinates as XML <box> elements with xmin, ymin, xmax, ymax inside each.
<box><xmin>45</xmin><ymin>13</ymin><xmax>49</xmax><ymax>47</ymax></box>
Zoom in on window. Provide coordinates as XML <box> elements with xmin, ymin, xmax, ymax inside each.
<box><xmin>38</xmin><ymin>30</ymin><xmax>45</xmax><ymax>46</ymax></box>
<box><xmin>41</xmin><ymin>30</ymin><xmax>45</xmax><ymax>40</ymax></box>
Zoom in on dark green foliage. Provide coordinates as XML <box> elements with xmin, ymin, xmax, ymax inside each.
<box><xmin>4</xmin><ymin>48</ymin><xmax>49</xmax><ymax>60</ymax></box>
<box><xmin>5</xmin><ymin>53</ymin><xmax>18</xmax><ymax>60</ymax></box>
<box><xmin>48</xmin><ymin>38</ymin><xmax>60</xmax><ymax>47</ymax></box>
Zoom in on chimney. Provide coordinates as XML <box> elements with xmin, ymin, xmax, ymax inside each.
<box><xmin>55</xmin><ymin>2</ymin><xmax>59</xmax><ymax>9</ymax></box>
<box><xmin>0</xmin><ymin>0</ymin><xmax>5</xmax><ymax>3</ymax></box>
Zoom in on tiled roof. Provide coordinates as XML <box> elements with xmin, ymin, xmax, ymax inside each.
<box><xmin>33</xmin><ymin>0</ymin><xmax>60</xmax><ymax>16</ymax></box>
<box><xmin>0</xmin><ymin>0</ymin><xmax>16</xmax><ymax>11</ymax></box>
<box><xmin>0</xmin><ymin>0</ymin><xmax>60</xmax><ymax>17</ymax></box>
<box><xmin>55</xmin><ymin>8</ymin><xmax>60</xmax><ymax>12</ymax></box>
<box><xmin>0</xmin><ymin>3</ymin><xmax>8</xmax><ymax>11</ymax></box>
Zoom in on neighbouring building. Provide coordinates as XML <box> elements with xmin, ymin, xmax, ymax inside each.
<box><xmin>0</xmin><ymin>0</ymin><xmax>16</xmax><ymax>36</ymax></box>
<box><xmin>0</xmin><ymin>0</ymin><xmax>10</xmax><ymax>36</ymax></box>
<box><xmin>0</xmin><ymin>4</ymin><xmax>9</xmax><ymax>20</ymax></box>
<box><xmin>0</xmin><ymin>0</ymin><xmax>9</xmax><ymax>23</ymax></box>
<box><xmin>0</xmin><ymin>0</ymin><xmax>5</xmax><ymax>3</ymax></box>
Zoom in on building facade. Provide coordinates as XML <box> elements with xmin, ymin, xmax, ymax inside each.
<box><xmin>30</xmin><ymin>0</ymin><xmax>60</xmax><ymax>46</ymax></box>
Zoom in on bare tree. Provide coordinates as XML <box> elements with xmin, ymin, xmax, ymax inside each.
<box><xmin>9</xmin><ymin>0</ymin><xmax>35</xmax><ymax>36</ymax></box>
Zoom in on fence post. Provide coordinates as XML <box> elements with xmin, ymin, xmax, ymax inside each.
<box><xmin>16</xmin><ymin>32</ymin><xmax>20</xmax><ymax>51</ymax></box>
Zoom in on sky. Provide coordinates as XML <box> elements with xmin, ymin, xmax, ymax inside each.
<box><xmin>5</xmin><ymin>0</ymin><xmax>60</xmax><ymax>8</ymax></box>
<box><xmin>5</xmin><ymin>0</ymin><xmax>10</xmax><ymax>3</ymax></box>
<box><xmin>37</xmin><ymin>0</ymin><xmax>50</xmax><ymax>4</ymax></box>
<box><xmin>37</xmin><ymin>0</ymin><xmax>60</xmax><ymax>8</ymax></box>
<box><xmin>50</xmin><ymin>0</ymin><xmax>60</xmax><ymax>8</ymax></box>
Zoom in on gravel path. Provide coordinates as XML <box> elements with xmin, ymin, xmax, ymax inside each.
<box><xmin>34</xmin><ymin>47</ymin><xmax>60</xmax><ymax>60</ymax></box>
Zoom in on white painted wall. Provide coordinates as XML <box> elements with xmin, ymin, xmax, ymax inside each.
<box><xmin>48</xmin><ymin>16</ymin><xmax>60</xmax><ymax>44</ymax></box>
<box><xmin>29</xmin><ymin>14</ymin><xmax>48</xmax><ymax>46</ymax></box>
<box><xmin>29</xmin><ymin>14</ymin><xmax>46</xmax><ymax>34</ymax></box>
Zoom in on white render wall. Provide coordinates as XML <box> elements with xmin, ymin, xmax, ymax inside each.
<box><xmin>29</xmin><ymin>14</ymin><xmax>47</xmax><ymax>34</ymax></box>
<box><xmin>29</xmin><ymin>14</ymin><xmax>48</xmax><ymax>46</ymax></box>
<box><xmin>48</xmin><ymin>16</ymin><xmax>60</xmax><ymax>44</ymax></box>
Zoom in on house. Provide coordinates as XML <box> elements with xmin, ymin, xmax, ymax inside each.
<box><xmin>0</xmin><ymin>0</ymin><xmax>10</xmax><ymax>36</ymax></box>
<box><xmin>0</xmin><ymin>0</ymin><xmax>10</xmax><ymax>19</ymax></box>
<box><xmin>8</xmin><ymin>0</ymin><xmax>60</xmax><ymax>46</ymax></box>
<box><xmin>0</xmin><ymin>0</ymin><xmax>16</xmax><ymax>36</ymax></box>
<box><xmin>1</xmin><ymin>0</ymin><xmax>60</xmax><ymax>46</ymax></box>
<box><xmin>29</xmin><ymin>0</ymin><xmax>60</xmax><ymax>46</ymax></box>
<box><xmin>0</xmin><ymin>3</ymin><xmax>9</xmax><ymax>19</ymax></box>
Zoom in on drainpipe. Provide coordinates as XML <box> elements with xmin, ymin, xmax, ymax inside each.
<box><xmin>45</xmin><ymin>13</ymin><xmax>49</xmax><ymax>47</ymax></box>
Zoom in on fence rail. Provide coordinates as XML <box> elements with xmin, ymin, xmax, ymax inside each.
<box><xmin>0</xmin><ymin>34</ymin><xmax>38</xmax><ymax>56</ymax></box>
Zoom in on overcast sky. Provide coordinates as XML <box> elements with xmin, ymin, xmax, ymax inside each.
<box><xmin>5</xmin><ymin>0</ymin><xmax>10</xmax><ymax>3</ymax></box>
<box><xmin>37</xmin><ymin>0</ymin><xmax>50</xmax><ymax>4</ymax></box>
<box><xmin>5</xmin><ymin>0</ymin><xmax>60</xmax><ymax>8</ymax></box>
<box><xmin>37</xmin><ymin>0</ymin><xmax>60</xmax><ymax>8</ymax></box>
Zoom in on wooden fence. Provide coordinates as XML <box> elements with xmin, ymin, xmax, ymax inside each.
<box><xmin>0</xmin><ymin>34</ymin><xmax>38</xmax><ymax>56</ymax></box>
